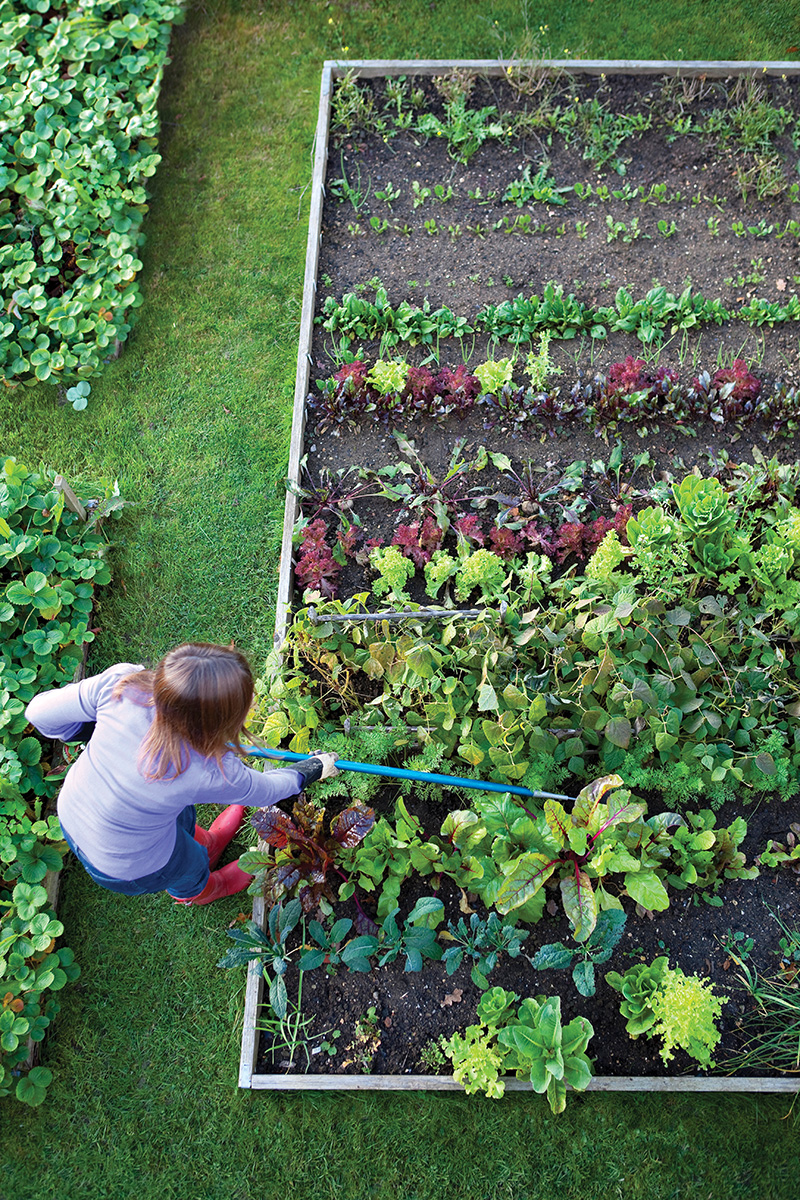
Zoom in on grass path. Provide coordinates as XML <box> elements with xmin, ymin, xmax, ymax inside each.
<box><xmin>2</xmin><ymin>3</ymin><xmax>799</xmax><ymax>1196</ymax></box>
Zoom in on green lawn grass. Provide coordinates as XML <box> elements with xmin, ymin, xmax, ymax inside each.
<box><xmin>2</xmin><ymin>2</ymin><xmax>800</xmax><ymax>1196</ymax></box>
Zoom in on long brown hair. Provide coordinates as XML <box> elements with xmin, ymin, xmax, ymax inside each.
<box><xmin>113</xmin><ymin>643</ymin><xmax>254</xmax><ymax>781</ymax></box>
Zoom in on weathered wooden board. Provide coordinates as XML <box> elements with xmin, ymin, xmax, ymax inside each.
<box><xmin>248</xmin><ymin>1073</ymin><xmax>800</xmax><ymax>1093</ymax></box>
<box><xmin>326</xmin><ymin>58</ymin><xmax>800</xmax><ymax>78</ymax></box>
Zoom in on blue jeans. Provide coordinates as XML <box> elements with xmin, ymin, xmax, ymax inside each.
<box><xmin>61</xmin><ymin>805</ymin><xmax>210</xmax><ymax>899</ymax></box>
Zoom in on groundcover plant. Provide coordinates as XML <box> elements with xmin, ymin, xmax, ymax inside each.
<box><xmin>224</xmin><ymin>66</ymin><xmax>800</xmax><ymax>1107</ymax></box>
<box><xmin>0</xmin><ymin>459</ymin><xmax>123</xmax><ymax>1105</ymax></box>
<box><xmin>0</xmin><ymin>0</ymin><xmax>184</xmax><ymax>397</ymax></box>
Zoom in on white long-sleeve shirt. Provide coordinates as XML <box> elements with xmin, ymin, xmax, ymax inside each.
<box><xmin>26</xmin><ymin>663</ymin><xmax>303</xmax><ymax>879</ymax></box>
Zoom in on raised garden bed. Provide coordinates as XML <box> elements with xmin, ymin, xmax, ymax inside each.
<box><xmin>237</xmin><ymin>60</ymin><xmax>800</xmax><ymax>1101</ymax></box>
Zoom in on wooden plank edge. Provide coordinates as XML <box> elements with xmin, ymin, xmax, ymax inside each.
<box><xmin>247</xmin><ymin>1073</ymin><xmax>800</xmax><ymax>1093</ymax></box>
<box><xmin>237</xmin><ymin>892</ymin><xmax>267</xmax><ymax>1088</ymax></box>
<box><xmin>274</xmin><ymin>64</ymin><xmax>333</xmax><ymax>651</ymax></box>
<box><xmin>242</xmin><ymin>67</ymin><xmax>335</xmax><ymax>1086</ymax></box>
<box><xmin>324</xmin><ymin>58</ymin><xmax>800</xmax><ymax>77</ymax></box>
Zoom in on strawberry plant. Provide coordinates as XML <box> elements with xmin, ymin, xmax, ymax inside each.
<box><xmin>1</xmin><ymin>457</ymin><xmax>121</xmax><ymax>1106</ymax></box>
<box><xmin>0</xmin><ymin>1</ymin><xmax>184</xmax><ymax>392</ymax></box>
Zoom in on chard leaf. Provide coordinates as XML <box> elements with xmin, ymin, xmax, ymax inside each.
<box><xmin>495</xmin><ymin>852</ymin><xmax>555</xmax><ymax>915</ymax></box>
<box><xmin>440</xmin><ymin>810</ymin><xmax>481</xmax><ymax>845</ymax></box>
<box><xmin>560</xmin><ymin>869</ymin><xmax>597</xmax><ymax>942</ymax></box>
<box><xmin>543</xmin><ymin>799</ymin><xmax>569</xmax><ymax>845</ymax></box>
<box><xmin>251</xmin><ymin>807</ymin><xmax>297</xmax><ymax>848</ymax></box>
<box><xmin>406</xmin><ymin>896</ymin><xmax>445</xmax><ymax>927</ymax></box>
<box><xmin>331</xmin><ymin>804</ymin><xmax>375</xmax><ymax>847</ymax></box>
<box><xmin>623</xmin><ymin>869</ymin><xmax>670</xmax><ymax>911</ymax></box>
<box><xmin>572</xmin><ymin>774</ymin><xmax>623</xmax><ymax>829</ymax></box>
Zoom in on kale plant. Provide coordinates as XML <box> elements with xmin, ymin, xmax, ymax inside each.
<box><xmin>529</xmin><ymin>908</ymin><xmax>627</xmax><ymax>996</ymax></box>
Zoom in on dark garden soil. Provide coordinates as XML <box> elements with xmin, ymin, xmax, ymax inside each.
<box><xmin>255</xmin><ymin>790</ymin><xmax>800</xmax><ymax>1079</ymax></box>
<box><xmin>259</xmin><ymin>70</ymin><xmax>800</xmax><ymax>1083</ymax></box>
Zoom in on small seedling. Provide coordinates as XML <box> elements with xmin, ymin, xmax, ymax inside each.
<box><xmin>419</xmin><ymin>1036</ymin><xmax>449</xmax><ymax>1072</ymax></box>
<box><xmin>424</xmin><ymin>218</ymin><xmax>440</xmax><ymax>236</ymax></box>
<box><xmin>657</xmin><ymin>218</ymin><xmax>677</xmax><ymax>238</ymax></box>
<box><xmin>374</xmin><ymin>181</ymin><xmax>401</xmax><ymax>208</ymax></box>
<box><xmin>412</xmin><ymin>181</ymin><xmax>431</xmax><ymax>208</ymax></box>
<box><xmin>722</xmin><ymin>929</ymin><xmax>754</xmax><ymax>961</ymax></box>
<box><xmin>318</xmin><ymin>1030</ymin><xmax>341</xmax><ymax>1057</ymax></box>
<box><xmin>342</xmin><ymin>1006</ymin><xmax>381</xmax><ymax>1073</ymax></box>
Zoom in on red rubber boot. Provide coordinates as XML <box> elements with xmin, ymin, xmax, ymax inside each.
<box><xmin>193</xmin><ymin>805</ymin><xmax>245</xmax><ymax>869</ymax></box>
<box><xmin>174</xmin><ymin>859</ymin><xmax>253</xmax><ymax>905</ymax></box>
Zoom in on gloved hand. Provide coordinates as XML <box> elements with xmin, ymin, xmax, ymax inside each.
<box><xmin>294</xmin><ymin>752</ymin><xmax>339</xmax><ymax>784</ymax></box>
<box><xmin>314</xmin><ymin>752</ymin><xmax>339</xmax><ymax>780</ymax></box>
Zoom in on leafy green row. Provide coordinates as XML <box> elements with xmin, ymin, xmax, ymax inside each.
<box><xmin>320</xmin><ymin>284</ymin><xmax>800</xmax><ymax>351</ymax></box>
<box><xmin>1</xmin><ymin>457</ymin><xmax>122</xmax><ymax>1106</ymax></box>
<box><xmin>1</xmin><ymin>458</ymin><xmax>123</xmax><ymax>802</ymax></box>
<box><xmin>258</xmin><ymin>584</ymin><xmax>800</xmax><ymax>812</ymax></box>
<box><xmin>0</xmin><ymin>0</ymin><xmax>185</xmax><ymax>389</ymax></box>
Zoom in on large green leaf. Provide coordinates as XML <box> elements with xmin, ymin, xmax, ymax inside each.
<box><xmin>543</xmin><ymin>799</ymin><xmax>570</xmax><ymax>845</ymax></box>
<box><xmin>530</xmin><ymin>942</ymin><xmax>574</xmax><ymax>971</ymax></box>
<box><xmin>404</xmin><ymin>644</ymin><xmax>440</xmax><ymax>679</ymax></box>
<box><xmin>623</xmin><ymin>869</ymin><xmax>670</xmax><ymax>911</ymax></box>
<box><xmin>495</xmin><ymin>852</ymin><xmax>555</xmax><ymax>915</ymax></box>
<box><xmin>560</xmin><ymin>869</ymin><xmax>597</xmax><ymax>942</ymax></box>
<box><xmin>572</xmin><ymin>960</ymin><xmax>596</xmax><ymax>997</ymax></box>
<box><xmin>604</xmin><ymin>717</ymin><xmax>632</xmax><ymax>748</ymax></box>
<box><xmin>572</xmin><ymin>774</ymin><xmax>622</xmax><ymax>830</ymax></box>
<box><xmin>546</xmin><ymin>1075</ymin><xmax>568</xmax><ymax>1114</ymax></box>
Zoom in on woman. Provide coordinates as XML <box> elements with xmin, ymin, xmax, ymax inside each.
<box><xmin>25</xmin><ymin>643</ymin><xmax>337</xmax><ymax>905</ymax></box>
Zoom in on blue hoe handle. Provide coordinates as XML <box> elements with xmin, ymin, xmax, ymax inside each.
<box><xmin>242</xmin><ymin>745</ymin><xmax>575</xmax><ymax>803</ymax></box>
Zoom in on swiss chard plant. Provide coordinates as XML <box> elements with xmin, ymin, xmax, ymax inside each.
<box><xmin>243</xmin><ymin>796</ymin><xmax>376</xmax><ymax>911</ymax></box>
